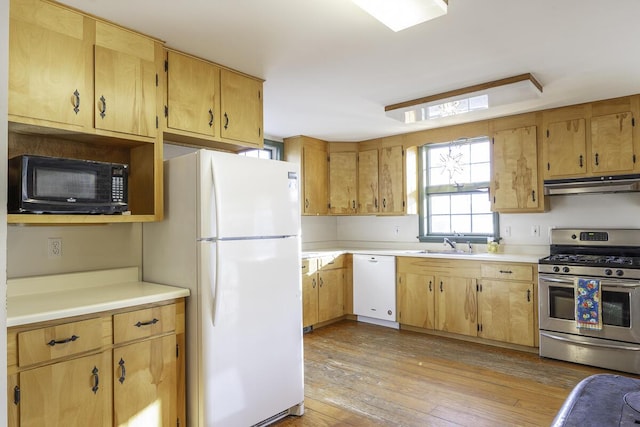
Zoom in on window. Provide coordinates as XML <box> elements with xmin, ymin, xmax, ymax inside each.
<box><xmin>419</xmin><ymin>137</ymin><xmax>498</xmax><ymax>242</ymax></box>
<box><xmin>239</xmin><ymin>139</ymin><xmax>284</xmax><ymax>160</ymax></box>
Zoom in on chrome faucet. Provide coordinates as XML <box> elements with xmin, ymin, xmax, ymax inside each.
<box><xmin>443</xmin><ymin>237</ymin><xmax>456</xmax><ymax>250</ymax></box>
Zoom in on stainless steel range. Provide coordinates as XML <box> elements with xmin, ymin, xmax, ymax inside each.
<box><xmin>539</xmin><ymin>228</ymin><xmax>640</xmax><ymax>374</ymax></box>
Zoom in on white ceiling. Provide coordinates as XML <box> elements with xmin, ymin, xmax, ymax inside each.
<box><xmin>59</xmin><ymin>0</ymin><xmax>640</xmax><ymax>142</ymax></box>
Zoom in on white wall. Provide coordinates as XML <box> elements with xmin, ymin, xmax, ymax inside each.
<box><xmin>6</xmin><ymin>224</ymin><xmax>142</xmax><ymax>278</ymax></box>
<box><xmin>301</xmin><ymin>193</ymin><xmax>640</xmax><ymax>253</ymax></box>
<box><xmin>1</xmin><ymin>0</ymin><xmax>9</xmax><ymax>423</ymax></box>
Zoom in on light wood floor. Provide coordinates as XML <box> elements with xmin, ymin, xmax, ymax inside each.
<box><xmin>275</xmin><ymin>320</ymin><xmax>621</xmax><ymax>426</ymax></box>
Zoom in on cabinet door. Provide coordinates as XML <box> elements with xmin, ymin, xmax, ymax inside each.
<box><xmin>591</xmin><ymin>111</ymin><xmax>635</xmax><ymax>174</ymax></box>
<box><xmin>397</xmin><ymin>273</ymin><xmax>435</xmax><ymax>329</ymax></box>
<box><xmin>358</xmin><ymin>149</ymin><xmax>379</xmax><ymax>213</ymax></box>
<box><xmin>435</xmin><ymin>276</ymin><xmax>477</xmax><ymax>337</ymax></box>
<box><xmin>302</xmin><ymin>261</ymin><xmax>319</xmax><ymax>327</ymax></box>
<box><xmin>544</xmin><ymin>119</ymin><xmax>587</xmax><ymax>179</ymax></box>
<box><xmin>166</xmin><ymin>51</ymin><xmax>218</xmax><ymax>137</ymax></box>
<box><xmin>491</xmin><ymin>125</ymin><xmax>540</xmax><ymax>211</ymax></box>
<box><xmin>329</xmin><ymin>151</ymin><xmax>357</xmax><ymax>214</ymax></box>
<box><xmin>19</xmin><ymin>352</ymin><xmax>112</xmax><ymax>427</ymax></box>
<box><xmin>94</xmin><ymin>22</ymin><xmax>157</xmax><ymax>138</ymax></box>
<box><xmin>302</xmin><ymin>145</ymin><xmax>328</xmax><ymax>215</ymax></box>
<box><xmin>8</xmin><ymin>374</ymin><xmax>19</xmax><ymax>427</ymax></box>
<box><xmin>220</xmin><ymin>69</ymin><xmax>263</xmax><ymax>146</ymax></box>
<box><xmin>318</xmin><ymin>269</ymin><xmax>344</xmax><ymax>322</ymax></box>
<box><xmin>113</xmin><ymin>334</ymin><xmax>176</xmax><ymax>427</ymax></box>
<box><xmin>478</xmin><ymin>280</ymin><xmax>534</xmax><ymax>346</ymax></box>
<box><xmin>379</xmin><ymin>146</ymin><xmax>404</xmax><ymax>214</ymax></box>
<box><xmin>9</xmin><ymin>0</ymin><xmax>89</xmax><ymax>128</ymax></box>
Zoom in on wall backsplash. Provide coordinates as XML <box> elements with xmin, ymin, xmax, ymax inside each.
<box><xmin>302</xmin><ymin>192</ymin><xmax>640</xmax><ymax>252</ymax></box>
<box><xmin>7</xmin><ymin>223</ymin><xmax>142</xmax><ymax>278</ymax></box>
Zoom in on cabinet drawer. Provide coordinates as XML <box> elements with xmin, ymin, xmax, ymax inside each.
<box><xmin>302</xmin><ymin>258</ymin><xmax>317</xmax><ymax>275</ymax></box>
<box><xmin>481</xmin><ymin>263</ymin><xmax>533</xmax><ymax>281</ymax></box>
<box><xmin>113</xmin><ymin>304</ymin><xmax>176</xmax><ymax>344</ymax></box>
<box><xmin>18</xmin><ymin>317</ymin><xmax>104</xmax><ymax>367</ymax></box>
<box><xmin>319</xmin><ymin>254</ymin><xmax>344</xmax><ymax>270</ymax></box>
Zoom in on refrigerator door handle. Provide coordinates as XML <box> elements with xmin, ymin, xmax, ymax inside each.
<box><xmin>201</xmin><ymin>240</ymin><xmax>220</xmax><ymax>326</ymax></box>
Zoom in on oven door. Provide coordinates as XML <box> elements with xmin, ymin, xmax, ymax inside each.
<box><xmin>539</xmin><ymin>273</ymin><xmax>640</xmax><ymax>344</ymax></box>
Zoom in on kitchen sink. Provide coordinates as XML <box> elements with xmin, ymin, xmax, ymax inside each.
<box><xmin>402</xmin><ymin>249</ymin><xmax>469</xmax><ymax>255</ymax></box>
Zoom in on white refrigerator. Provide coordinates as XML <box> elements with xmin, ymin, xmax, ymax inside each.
<box><xmin>143</xmin><ymin>149</ymin><xmax>304</xmax><ymax>426</ymax></box>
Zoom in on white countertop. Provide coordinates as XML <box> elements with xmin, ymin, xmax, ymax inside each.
<box><xmin>7</xmin><ymin>267</ymin><xmax>190</xmax><ymax>327</ymax></box>
<box><xmin>302</xmin><ymin>248</ymin><xmax>544</xmax><ymax>264</ymax></box>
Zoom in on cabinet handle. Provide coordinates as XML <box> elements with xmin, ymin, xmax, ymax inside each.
<box><xmin>382</xmin><ymin>198</ymin><xmax>386</xmax><ymax>208</ymax></box>
<box><xmin>499</xmin><ymin>270</ymin><xmax>513</xmax><ymax>274</ymax></box>
<box><xmin>134</xmin><ymin>318</ymin><xmax>159</xmax><ymax>328</ymax></box>
<box><xmin>47</xmin><ymin>334</ymin><xmax>79</xmax><ymax>346</ymax></box>
<box><xmin>305</xmin><ymin>199</ymin><xmax>309</xmax><ymax>209</ymax></box>
<box><xmin>439</xmin><ymin>281</ymin><xmax>443</xmax><ymax>292</ymax></box>
<box><xmin>352</xmin><ymin>200</ymin><xmax>356</xmax><ymax>209</ymax></box>
<box><xmin>527</xmin><ymin>289</ymin><xmax>531</xmax><ymax>302</ymax></box>
<box><xmin>312</xmin><ymin>278</ymin><xmax>316</xmax><ymax>288</ymax></box>
<box><xmin>375</xmin><ymin>198</ymin><xmax>378</xmax><ymax>208</ymax></box>
<box><xmin>208</xmin><ymin>109</ymin><xmax>214</xmax><ymax>127</ymax></box>
<box><xmin>428</xmin><ymin>280</ymin><xmax>432</xmax><ymax>292</ymax></box>
<box><xmin>224</xmin><ymin>113</ymin><xmax>229</xmax><ymax>129</ymax></box>
<box><xmin>13</xmin><ymin>386</ymin><xmax>20</xmax><ymax>405</ymax></box>
<box><xmin>319</xmin><ymin>277</ymin><xmax>324</xmax><ymax>288</ymax></box>
<box><xmin>118</xmin><ymin>358</ymin><xmax>126</xmax><ymax>384</ymax></box>
<box><xmin>531</xmin><ymin>190</ymin><xmax>536</xmax><ymax>202</ymax></box>
<box><xmin>595</xmin><ymin>152</ymin><xmax>599</xmax><ymax>166</ymax></box>
<box><xmin>91</xmin><ymin>366</ymin><xmax>99</xmax><ymax>394</ymax></box>
<box><xmin>73</xmin><ymin>89</ymin><xmax>80</xmax><ymax>114</ymax></box>
<box><xmin>579</xmin><ymin>154</ymin><xmax>583</xmax><ymax>168</ymax></box>
<box><xmin>98</xmin><ymin>95</ymin><xmax>107</xmax><ymax>119</ymax></box>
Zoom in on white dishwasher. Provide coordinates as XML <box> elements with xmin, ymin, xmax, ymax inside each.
<box><xmin>353</xmin><ymin>254</ymin><xmax>398</xmax><ymax>328</ymax></box>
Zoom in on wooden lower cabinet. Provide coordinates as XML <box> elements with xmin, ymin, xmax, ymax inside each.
<box><xmin>7</xmin><ymin>300</ymin><xmax>185</xmax><ymax>427</ymax></box>
<box><xmin>478</xmin><ymin>262</ymin><xmax>536</xmax><ymax>347</ymax></box>
<box><xmin>435</xmin><ymin>276</ymin><xmax>477</xmax><ymax>337</ymax></box>
<box><xmin>302</xmin><ymin>254</ymin><xmax>347</xmax><ymax>328</ymax></box>
<box><xmin>113</xmin><ymin>335</ymin><xmax>177</xmax><ymax>427</ymax></box>
<box><xmin>397</xmin><ymin>257</ymin><xmax>537</xmax><ymax>348</ymax></box>
<box><xmin>19</xmin><ymin>351</ymin><xmax>112</xmax><ymax>427</ymax></box>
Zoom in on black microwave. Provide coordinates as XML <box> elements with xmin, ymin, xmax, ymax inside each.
<box><xmin>8</xmin><ymin>155</ymin><xmax>129</xmax><ymax>214</ymax></box>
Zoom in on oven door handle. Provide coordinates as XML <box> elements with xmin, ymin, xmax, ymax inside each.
<box><xmin>540</xmin><ymin>275</ymin><xmax>640</xmax><ymax>288</ymax></box>
<box><xmin>540</xmin><ymin>332</ymin><xmax>640</xmax><ymax>351</ymax></box>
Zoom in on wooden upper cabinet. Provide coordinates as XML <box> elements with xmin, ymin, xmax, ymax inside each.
<box><xmin>8</xmin><ymin>0</ymin><xmax>90</xmax><ymax>129</ymax></box>
<box><xmin>220</xmin><ymin>69</ymin><xmax>263</xmax><ymax>147</ymax></box>
<box><xmin>358</xmin><ymin>149</ymin><xmax>379</xmax><ymax>213</ymax></box>
<box><xmin>544</xmin><ymin>119</ymin><xmax>587</xmax><ymax>179</ymax></box>
<box><xmin>166</xmin><ymin>50</ymin><xmax>219</xmax><ymax>138</ymax></box>
<box><xmin>491</xmin><ymin>125</ymin><xmax>541</xmax><ymax>212</ymax></box>
<box><xmin>590</xmin><ymin>111</ymin><xmax>635</xmax><ymax>174</ymax></box>
<box><xmin>329</xmin><ymin>151</ymin><xmax>357</xmax><ymax>214</ymax></box>
<box><xmin>378</xmin><ymin>146</ymin><xmax>405</xmax><ymax>214</ymax></box>
<box><xmin>94</xmin><ymin>22</ymin><xmax>158</xmax><ymax>138</ymax></box>
<box><xmin>303</xmin><ymin>144</ymin><xmax>329</xmax><ymax>215</ymax></box>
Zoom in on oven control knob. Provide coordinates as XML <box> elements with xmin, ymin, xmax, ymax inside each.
<box><xmin>616</xmin><ymin>269</ymin><xmax>624</xmax><ymax>277</ymax></box>
<box><xmin>562</xmin><ymin>266</ymin><xmax>570</xmax><ymax>273</ymax></box>
<box><xmin>605</xmin><ymin>269</ymin><xmax>613</xmax><ymax>276</ymax></box>
<box><xmin>553</xmin><ymin>266</ymin><xmax>560</xmax><ymax>273</ymax></box>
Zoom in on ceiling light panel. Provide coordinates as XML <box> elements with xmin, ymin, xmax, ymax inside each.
<box><xmin>351</xmin><ymin>0</ymin><xmax>448</xmax><ymax>32</ymax></box>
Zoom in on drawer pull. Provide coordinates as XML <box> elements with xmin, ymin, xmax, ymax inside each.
<box><xmin>91</xmin><ymin>366</ymin><xmax>99</xmax><ymax>394</ymax></box>
<box><xmin>47</xmin><ymin>334</ymin><xmax>79</xmax><ymax>346</ymax></box>
<box><xmin>134</xmin><ymin>318</ymin><xmax>159</xmax><ymax>328</ymax></box>
<box><xmin>499</xmin><ymin>270</ymin><xmax>513</xmax><ymax>274</ymax></box>
<box><xmin>118</xmin><ymin>358</ymin><xmax>126</xmax><ymax>384</ymax></box>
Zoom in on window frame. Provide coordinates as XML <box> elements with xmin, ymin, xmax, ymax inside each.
<box><xmin>418</xmin><ymin>137</ymin><xmax>499</xmax><ymax>244</ymax></box>
<box><xmin>239</xmin><ymin>139</ymin><xmax>284</xmax><ymax>160</ymax></box>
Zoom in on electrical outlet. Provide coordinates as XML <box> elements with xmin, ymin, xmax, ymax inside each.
<box><xmin>504</xmin><ymin>226</ymin><xmax>511</xmax><ymax>237</ymax></box>
<box><xmin>393</xmin><ymin>225</ymin><xmax>400</xmax><ymax>238</ymax></box>
<box><xmin>531</xmin><ymin>225</ymin><xmax>540</xmax><ymax>237</ymax></box>
<box><xmin>48</xmin><ymin>238</ymin><xmax>62</xmax><ymax>258</ymax></box>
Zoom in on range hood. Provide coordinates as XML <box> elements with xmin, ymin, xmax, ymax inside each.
<box><xmin>544</xmin><ymin>174</ymin><xmax>640</xmax><ymax>195</ymax></box>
